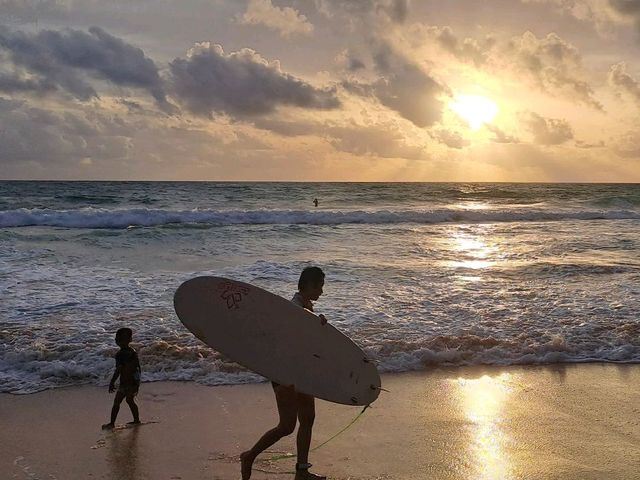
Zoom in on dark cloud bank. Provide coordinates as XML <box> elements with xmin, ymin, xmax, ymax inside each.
<box><xmin>168</xmin><ymin>43</ymin><xmax>340</xmax><ymax>117</ymax></box>
<box><xmin>0</xmin><ymin>26</ymin><xmax>341</xmax><ymax>118</ymax></box>
<box><xmin>0</xmin><ymin>26</ymin><xmax>167</xmax><ymax>104</ymax></box>
<box><xmin>0</xmin><ymin>24</ymin><xmax>349</xmax><ymax>175</ymax></box>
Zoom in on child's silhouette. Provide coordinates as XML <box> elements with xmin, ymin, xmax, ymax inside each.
<box><xmin>102</xmin><ymin>327</ymin><xmax>141</xmax><ymax>429</ymax></box>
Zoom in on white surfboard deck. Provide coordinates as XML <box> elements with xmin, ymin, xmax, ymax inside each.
<box><xmin>174</xmin><ymin>276</ymin><xmax>381</xmax><ymax>406</ymax></box>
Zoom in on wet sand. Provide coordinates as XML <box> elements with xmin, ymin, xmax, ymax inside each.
<box><xmin>2</xmin><ymin>364</ymin><xmax>640</xmax><ymax>480</ymax></box>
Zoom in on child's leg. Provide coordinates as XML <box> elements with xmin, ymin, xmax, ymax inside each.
<box><xmin>125</xmin><ymin>393</ymin><xmax>140</xmax><ymax>423</ymax></box>
<box><xmin>240</xmin><ymin>384</ymin><xmax>297</xmax><ymax>479</ymax></box>
<box><xmin>103</xmin><ymin>391</ymin><xmax>126</xmax><ymax>428</ymax></box>
<box><xmin>111</xmin><ymin>391</ymin><xmax>126</xmax><ymax>423</ymax></box>
<box><xmin>295</xmin><ymin>393</ymin><xmax>315</xmax><ymax>466</ymax></box>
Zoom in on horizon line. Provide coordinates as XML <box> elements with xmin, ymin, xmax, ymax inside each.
<box><xmin>2</xmin><ymin>179</ymin><xmax>640</xmax><ymax>185</ymax></box>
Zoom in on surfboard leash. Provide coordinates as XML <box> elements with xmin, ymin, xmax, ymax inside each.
<box><xmin>264</xmin><ymin>403</ymin><xmax>372</xmax><ymax>463</ymax></box>
<box><xmin>310</xmin><ymin>403</ymin><xmax>370</xmax><ymax>452</ymax></box>
<box><xmin>264</xmin><ymin>384</ymin><xmax>391</xmax><ymax>463</ymax></box>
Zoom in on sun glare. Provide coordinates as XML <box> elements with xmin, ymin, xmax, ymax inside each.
<box><xmin>449</xmin><ymin>95</ymin><xmax>498</xmax><ymax>130</ymax></box>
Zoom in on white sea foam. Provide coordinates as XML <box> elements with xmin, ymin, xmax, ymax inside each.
<box><xmin>1</xmin><ymin>207</ymin><xmax>640</xmax><ymax>229</ymax></box>
<box><xmin>2</xmin><ymin>328</ymin><xmax>640</xmax><ymax>394</ymax></box>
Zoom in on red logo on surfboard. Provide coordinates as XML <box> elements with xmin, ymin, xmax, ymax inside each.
<box><xmin>218</xmin><ymin>282</ymin><xmax>250</xmax><ymax>309</ymax></box>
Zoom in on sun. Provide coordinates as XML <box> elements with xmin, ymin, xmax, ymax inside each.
<box><xmin>449</xmin><ymin>95</ymin><xmax>498</xmax><ymax>130</ymax></box>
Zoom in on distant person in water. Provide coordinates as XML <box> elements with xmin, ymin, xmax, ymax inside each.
<box><xmin>102</xmin><ymin>327</ymin><xmax>141</xmax><ymax>429</ymax></box>
<box><xmin>241</xmin><ymin>267</ymin><xmax>328</xmax><ymax>480</ymax></box>
<box><xmin>313</xmin><ymin>198</ymin><xmax>318</xmax><ymax>207</ymax></box>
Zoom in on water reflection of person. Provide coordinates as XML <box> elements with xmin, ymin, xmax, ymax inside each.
<box><xmin>106</xmin><ymin>425</ymin><xmax>141</xmax><ymax>480</ymax></box>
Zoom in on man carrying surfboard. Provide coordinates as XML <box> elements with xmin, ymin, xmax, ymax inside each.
<box><xmin>240</xmin><ymin>266</ymin><xmax>327</xmax><ymax>480</ymax></box>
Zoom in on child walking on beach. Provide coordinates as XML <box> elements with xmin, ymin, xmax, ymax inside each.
<box><xmin>102</xmin><ymin>327</ymin><xmax>141</xmax><ymax>429</ymax></box>
<box><xmin>241</xmin><ymin>266</ymin><xmax>328</xmax><ymax>480</ymax></box>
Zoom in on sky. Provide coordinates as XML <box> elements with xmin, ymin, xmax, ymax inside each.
<box><xmin>1</xmin><ymin>0</ymin><xmax>640</xmax><ymax>181</ymax></box>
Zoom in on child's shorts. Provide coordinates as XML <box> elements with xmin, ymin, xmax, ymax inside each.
<box><xmin>118</xmin><ymin>383</ymin><xmax>139</xmax><ymax>396</ymax></box>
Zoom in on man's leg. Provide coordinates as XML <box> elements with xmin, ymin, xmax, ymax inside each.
<box><xmin>294</xmin><ymin>394</ymin><xmax>325</xmax><ymax>480</ymax></box>
<box><xmin>241</xmin><ymin>384</ymin><xmax>297</xmax><ymax>480</ymax></box>
<box><xmin>295</xmin><ymin>393</ymin><xmax>315</xmax><ymax>465</ymax></box>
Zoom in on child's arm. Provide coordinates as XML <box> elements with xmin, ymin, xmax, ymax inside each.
<box><xmin>108</xmin><ymin>366</ymin><xmax>121</xmax><ymax>393</ymax></box>
<box><xmin>134</xmin><ymin>354</ymin><xmax>141</xmax><ymax>385</ymax></box>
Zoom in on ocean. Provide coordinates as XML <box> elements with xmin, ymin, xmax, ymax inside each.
<box><xmin>1</xmin><ymin>181</ymin><xmax>639</xmax><ymax>394</ymax></box>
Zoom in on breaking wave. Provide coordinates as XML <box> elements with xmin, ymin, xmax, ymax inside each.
<box><xmin>2</xmin><ymin>331</ymin><xmax>640</xmax><ymax>394</ymax></box>
<box><xmin>2</xmin><ymin>207</ymin><xmax>640</xmax><ymax>229</ymax></box>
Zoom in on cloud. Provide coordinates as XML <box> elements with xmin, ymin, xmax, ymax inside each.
<box><xmin>575</xmin><ymin>139</ymin><xmax>605</xmax><ymax>148</ymax></box>
<box><xmin>504</xmin><ymin>31</ymin><xmax>603</xmax><ymax>110</ymax></box>
<box><xmin>315</xmin><ymin>0</ymin><xmax>410</xmax><ymax>23</ymax></box>
<box><xmin>325</xmin><ymin>122</ymin><xmax>426</xmax><ymax>158</ymax></box>
<box><xmin>0</xmin><ymin>97</ymin><xmax>132</xmax><ymax>169</ymax></box>
<box><xmin>0</xmin><ymin>95</ymin><xmax>258</xmax><ymax>179</ymax></box>
<box><xmin>609</xmin><ymin>0</ymin><xmax>640</xmax><ymax>13</ymax></box>
<box><xmin>250</xmin><ymin>112</ymin><xmax>428</xmax><ymax>159</ymax></box>
<box><xmin>406</xmin><ymin>26</ymin><xmax>601</xmax><ymax>111</ymax></box>
<box><xmin>519</xmin><ymin>0</ymin><xmax>629</xmax><ymax>35</ymax></box>
<box><xmin>487</xmin><ymin>125</ymin><xmax>520</xmax><ymax>144</ymax></box>
<box><xmin>116</xmin><ymin>98</ymin><xmax>144</xmax><ymax>113</ymax></box>
<box><xmin>373</xmin><ymin>48</ymin><xmax>446</xmax><ymax>127</ymax></box>
<box><xmin>0</xmin><ymin>26</ymin><xmax>168</xmax><ymax>106</ymax></box>
<box><xmin>506</xmin><ymin>32</ymin><xmax>602</xmax><ymax>110</ymax></box>
<box><xmin>381</xmin><ymin>0</ymin><xmax>409</xmax><ymax>23</ymax></box>
<box><xmin>611</xmin><ymin>129</ymin><xmax>640</xmax><ymax>158</ymax></box>
<box><xmin>312</xmin><ymin>5</ymin><xmax>448</xmax><ymax>129</ymax></box>
<box><xmin>346</xmin><ymin>42</ymin><xmax>446</xmax><ymax>128</ymax></box>
<box><xmin>430</xmin><ymin>128</ymin><xmax>470</xmax><ymax>149</ymax></box>
<box><xmin>238</xmin><ymin>0</ymin><xmax>314</xmax><ymax>38</ymax></box>
<box><xmin>608</xmin><ymin>0</ymin><xmax>640</xmax><ymax>23</ymax></box>
<box><xmin>608</xmin><ymin>61</ymin><xmax>640</xmax><ymax>107</ymax></box>
<box><xmin>168</xmin><ymin>42</ymin><xmax>340</xmax><ymax>118</ymax></box>
<box><xmin>0</xmin><ymin>72</ymin><xmax>57</xmax><ymax>95</ymax></box>
<box><xmin>522</xmin><ymin>111</ymin><xmax>574</xmax><ymax>145</ymax></box>
<box><xmin>0</xmin><ymin>0</ymin><xmax>69</xmax><ymax>24</ymax></box>
<box><xmin>250</xmin><ymin>117</ymin><xmax>318</xmax><ymax>137</ymax></box>
<box><xmin>335</xmin><ymin>49</ymin><xmax>367</xmax><ymax>71</ymax></box>
<box><xmin>415</xmin><ymin>25</ymin><xmax>496</xmax><ymax>67</ymax></box>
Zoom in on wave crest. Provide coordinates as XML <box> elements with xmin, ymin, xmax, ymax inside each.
<box><xmin>1</xmin><ymin>207</ymin><xmax>639</xmax><ymax>229</ymax></box>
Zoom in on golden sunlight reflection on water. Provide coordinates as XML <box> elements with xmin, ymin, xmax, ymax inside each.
<box><xmin>453</xmin><ymin>202</ymin><xmax>492</xmax><ymax>210</ymax></box>
<box><xmin>456</xmin><ymin>373</ymin><xmax>514</xmax><ymax>480</ymax></box>
<box><xmin>448</xmin><ymin>228</ymin><xmax>499</xmax><ymax>270</ymax></box>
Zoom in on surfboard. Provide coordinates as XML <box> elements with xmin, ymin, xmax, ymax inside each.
<box><xmin>174</xmin><ymin>276</ymin><xmax>381</xmax><ymax>406</ymax></box>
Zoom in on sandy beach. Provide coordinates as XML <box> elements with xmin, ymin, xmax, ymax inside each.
<box><xmin>2</xmin><ymin>364</ymin><xmax>640</xmax><ymax>480</ymax></box>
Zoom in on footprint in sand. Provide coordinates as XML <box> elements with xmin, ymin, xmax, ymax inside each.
<box><xmin>13</xmin><ymin>456</ymin><xmax>58</xmax><ymax>479</ymax></box>
<box><xmin>91</xmin><ymin>439</ymin><xmax>106</xmax><ymax>450</ymax></box>
<box><xmin>92</xmin><ymin>420</ymin><xmax>160</xmax><ymax>448</ymax></box>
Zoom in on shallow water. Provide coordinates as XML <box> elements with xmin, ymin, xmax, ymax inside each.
<box><xmin>1</xmin><ymin>182</ymin><xmax>639</xmax><ymax>393</ymax></box>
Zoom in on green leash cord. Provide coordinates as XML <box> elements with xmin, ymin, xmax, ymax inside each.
<box><xmin>265</xmin><ymin>404</ymin><xmax>371</xmax><ymax>462</ymax></box>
